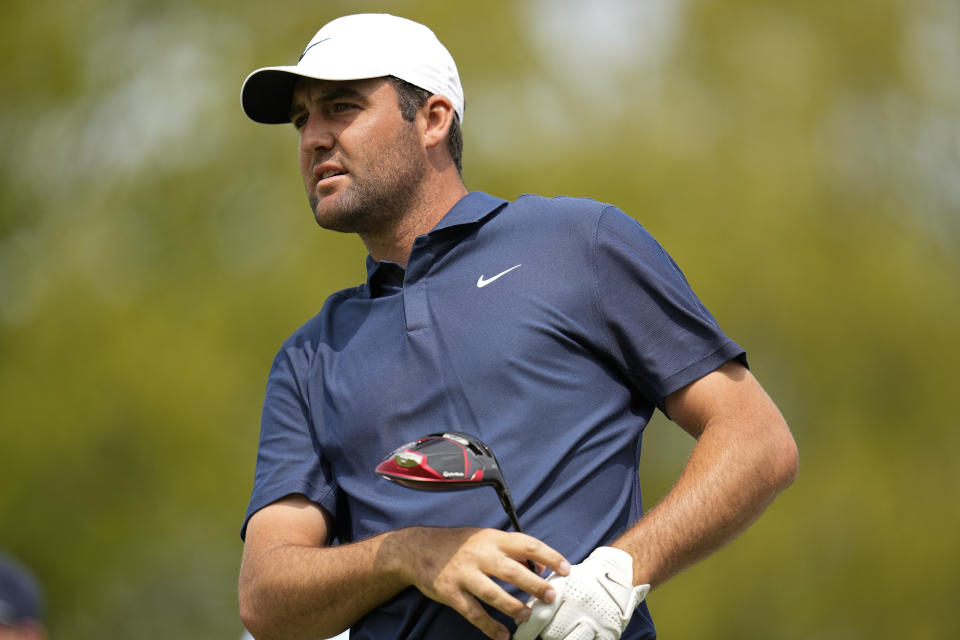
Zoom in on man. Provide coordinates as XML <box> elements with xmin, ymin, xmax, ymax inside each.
<box><xmin>237</xmin><ymin>13</ymin><xmax>798</xmax><ymax>640</ymax></box>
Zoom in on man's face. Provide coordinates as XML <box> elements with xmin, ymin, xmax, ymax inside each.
<box><xmin>289</xmin><ymin>77</ymin><xmax>428</xmax><ymax>235</ymax></box>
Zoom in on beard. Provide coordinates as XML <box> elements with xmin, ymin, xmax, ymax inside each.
<box><xmin>306</xmin><ymin>125</ymin><xmax>428</xmax><ymax>237</ymax></box>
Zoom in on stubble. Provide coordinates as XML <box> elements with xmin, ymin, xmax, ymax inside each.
<box><xmin>307</xmin><ymin>123</ymin><xmax>427</xmax><ymax>238</ymax></box>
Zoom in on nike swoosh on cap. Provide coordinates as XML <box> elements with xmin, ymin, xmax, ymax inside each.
<box><xmin>299</xmin><ymin>37</ymin><xmax>332</xmax><ymax>61</ymax></box>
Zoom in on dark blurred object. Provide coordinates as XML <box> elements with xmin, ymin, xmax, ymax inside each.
<box><xmin>0</xmin><ymin>553</ymin><xmax>45</xmax><ymax>638</ymax></box>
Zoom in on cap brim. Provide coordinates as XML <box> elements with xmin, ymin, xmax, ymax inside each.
<box><xmin>241</xmin><ymin>67</ymin><xmax>304</xmax><ymax>124</ymax></box>
<box><xmin>241</xmin><ymin>63</ymin><xmax>390</xmax><ymax>124</ymax></box>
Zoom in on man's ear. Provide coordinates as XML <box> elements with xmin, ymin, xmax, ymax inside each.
<box><xmin>420</xmin><ymin>94</ymin><xmax>456</xmax><ymax>150</ymax></box>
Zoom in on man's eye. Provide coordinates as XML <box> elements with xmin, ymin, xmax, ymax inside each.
<box><xmin>293</xmin><ymin>114</ymin><xmax>308</xmax><ymax>129</ymax></box>
<box><xmin>332</xmin><ymin>103</ymin><xmax>356</xmax><ymax>113</ymax></box>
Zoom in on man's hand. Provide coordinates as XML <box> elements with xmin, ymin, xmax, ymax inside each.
<box><xmin>389</xmin><ymin>526</ymin><xmax>570</xmax><ymax>640</ymax></box>
<box><xmin>513</xmin><ymin>547</ymin><xmax>649</xmax><ymax>640</ymax></box>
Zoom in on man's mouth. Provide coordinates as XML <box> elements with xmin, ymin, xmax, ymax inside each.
<box><xmin>315</xmin><ymin>163</ymin><xmax>348</xmax><ymax>183</ymax></box>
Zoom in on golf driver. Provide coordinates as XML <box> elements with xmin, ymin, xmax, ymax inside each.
<box><xmin>376</xmin><ymin>431</ymin><xmax>537</xmax><ymax>572</ymax></box>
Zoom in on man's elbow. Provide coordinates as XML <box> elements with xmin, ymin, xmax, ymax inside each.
<box><xmin>769</xmin><ymin>419</ymin><xmax>799</xmax><ymax>493</ymax></box>
<box><xmin>238</xmin><ymin>578</ymin><xmax>266</xmax><ymax>639</ymax></box>
<box><xmin>239</xmin><ymin>570</ymin><xmax>286</xmax><ymax>640</ymax></box>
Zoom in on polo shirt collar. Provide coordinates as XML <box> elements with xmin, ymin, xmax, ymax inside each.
<box><xmin>365</xmin><ymin>257</ymin><xmax>405</xmax><ymax>298</ymax></box>
<box><xmin>363</xmin><ymin>191</ymin><xmax>507</xmax><ymax>297</ymax></box>
<box><xmin>429</xmin><ymin>191</ymin><xmax>507</xmax><ymax>233</ymax></box>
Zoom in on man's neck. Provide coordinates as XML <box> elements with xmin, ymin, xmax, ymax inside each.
<box><xmin>362</xmin><ymin>180</ymin><xmax>468</xmax><ymax>267</ymax></box>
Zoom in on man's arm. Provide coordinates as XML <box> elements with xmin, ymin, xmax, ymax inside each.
<box><xmin>238</xmin><ymin>495</ymin><xmax>570</xmax><ymax>640</ymax></box>
<box><xmin>612</xmin><ymin>359</ymin><xmax>799</xmax><ymax>586</ymax></box>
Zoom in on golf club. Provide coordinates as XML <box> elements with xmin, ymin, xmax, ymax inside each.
<box><xmin>376</xmin><ymin>431</ymin><xmax>537</xmax><ymax>572</ymax></box>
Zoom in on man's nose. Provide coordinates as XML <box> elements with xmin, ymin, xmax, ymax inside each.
<box><xmin>299</xmin><ymin>114</ymin><xmax>335</xmax><ymax>154</ymax></box>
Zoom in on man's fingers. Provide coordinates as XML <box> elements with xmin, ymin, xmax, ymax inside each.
<box><xmin>465</xmin><ymin>570</ymin><xmax>534</xmax><ymax>622</ymax></box>
<box><xmin>513</xmin><ymin>586</ymin><xmax>563</xmax><ymax>640</ymax></box>
<box><xmin>456</xmin><ymin>530</ymin><xmax>569</xmax><ymax>607</ymax></box>
<box><xmin>491</xmin><ymin>556</ymin><xmax>558</xmax><ymax>608</ymax></box>
<box><xmin>509</xmin><ymin>533</ymin><xmax>570</xmax><ymax>579</ymax></box>
<box><xmin>398</xmin><ymin>527</ymin><xmax>570</xmax><ymax>637</ymax></box>
<box><xmin>513</xmin><ymin>605</ymin><xmax>550</xmax><ymax>640</ymax></box>
<box><xmin>496</xmin><ymin>532</ymin><xmax>569</xmax><ymax>606</ymax></box>
<box><xmin>450</xmin><ymin>590</ymin><xmax>510</xmax><ymax>640</ymax></box>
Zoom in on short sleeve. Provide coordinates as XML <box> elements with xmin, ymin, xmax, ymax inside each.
<box><xmin>240</xmin><ymin>344</ymin><xmax>337</xmax><ymax>540</ymax></box>
<box><xmin>593</xmin><ymin>206</ymin><xmax>746</xmax><ymax>413</ymax></box>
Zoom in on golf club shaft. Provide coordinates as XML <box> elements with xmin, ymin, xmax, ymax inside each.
<box><xmin>498</xmin><ymin>490</ymin><xmax>538</xmax><ymax>573</ymax></box>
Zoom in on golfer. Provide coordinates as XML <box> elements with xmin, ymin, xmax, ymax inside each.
<box><xmin>237</xmin><ymin>13</ymin><xmax>798</xmax><ymax>640</ymax></box>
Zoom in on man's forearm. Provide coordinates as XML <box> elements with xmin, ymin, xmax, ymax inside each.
<box><xmin>613</xmin><ymin>411</ymin><xmax>798</xmax><ymax>587</ymax></box>
<box><xmin>512</xmin><ymin>412</ymin><xmax>795</xmax><ymax>640</ymax></box>
<box><xmin>240</xmin><ymin>523</ymin><xmax>568</xmax><ymax>640</ymax></box>
<box><xmin>239</xmin><ymin>529</ymin><xmax>408</xmax><ymax>640</ymax></box>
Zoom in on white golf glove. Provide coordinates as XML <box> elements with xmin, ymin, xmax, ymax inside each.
<box><xmin>513</xmin><ymin>547</ymin><xmax>650</xmax><ymax>640</ymax></box>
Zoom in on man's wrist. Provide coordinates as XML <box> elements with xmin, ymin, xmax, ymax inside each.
<box><xmin>375</xmin><ymin>527</ymin><xmax>425</xmax><ymax>586</ymax></box>
<box><xmin>608</xmin><ymin>541</ymin><xmax>653</xmax><ymax>587</ymax></box>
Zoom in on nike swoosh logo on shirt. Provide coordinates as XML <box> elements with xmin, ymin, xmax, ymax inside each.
<box><xmin>476</xmin><ymin>264</ymin><xmax>522</xmax><ymax>288</ymax></box>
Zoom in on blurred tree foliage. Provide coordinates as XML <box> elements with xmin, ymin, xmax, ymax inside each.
<box><xmin>1</xmin><ymin>0</ymin><xmax>958</xmax><ymax>637</ymax></box>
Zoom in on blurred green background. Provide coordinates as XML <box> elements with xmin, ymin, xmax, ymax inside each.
<box><xmin>2</xmin><ymin>0</ymin><xmax>958</xmax><ymax>637</ymax></box>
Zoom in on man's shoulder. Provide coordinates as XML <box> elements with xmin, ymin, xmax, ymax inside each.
<box><xmin>276</xmin><ymin>284</ymin><xmax>367</xmax><ymax>355</ymax></box>
<box><xmin>488</xmin><ymin>193</ymin><xmax>652</xmax><ymax>248</ymax></box>
<box><xmin>508</xmin><ymin>193</ymin><xmax>615</xmax><ymax>217</ymax></box>
<box><xmin>504</xmin><ymin>193</ymin><xmax>660</xmax><ymax>248</ymax></box>
<box><xmin>485</xmin><ymin>193</ymin><xmax>621</xmax><ymax>238</ymax></box>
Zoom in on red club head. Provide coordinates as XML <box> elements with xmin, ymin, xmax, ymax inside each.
<box><xmin>375</xmin><ymin>432</ymin><xmax>502</xmax><ymax>490</ymax></box>
<box><xmin>375</xmin><ymin>432</ymin><xmax>530</xmax><ymax>543</ymax></box>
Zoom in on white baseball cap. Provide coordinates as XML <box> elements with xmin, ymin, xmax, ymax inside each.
<box><xmin>241</xmin><ymin>14</ymin><xmax>464</xmax><ymax>124</ymax></box>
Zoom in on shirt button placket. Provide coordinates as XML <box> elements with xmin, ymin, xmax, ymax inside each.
<box><xmin>404</xmin><ymin>237</ymin><xmax>432</xmax><ymax>333</ymax></box>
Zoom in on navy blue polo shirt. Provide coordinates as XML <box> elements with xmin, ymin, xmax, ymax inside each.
<box><xmin>244</xmin><ymin>191</ymin><xmax>746</xmax><ymax>640</ymax></box>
